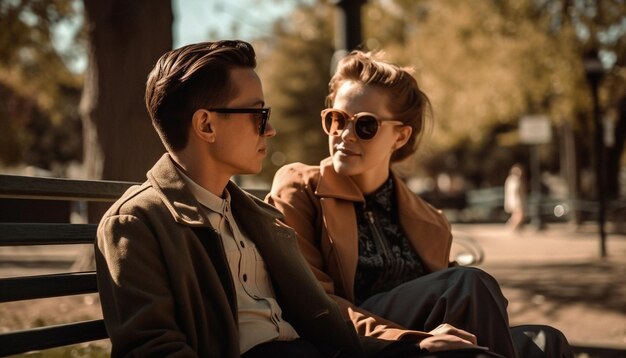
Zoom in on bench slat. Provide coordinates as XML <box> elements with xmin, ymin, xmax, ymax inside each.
<box><xmin>0</xmin><ymin>174</ymin><xmax>136</xmax><ymax>201</ymax></box>
<box><xmin>0</xmin><ymin>272</ymin><xmax>97</xmax><ymax>302</ymax></box>
<box><xmin>0</xmin><ymin>319</ymin><xmax>107</xmax><ymax>357</ymax></box>
<box><xmin>0</xmin><ymin>223</ymin><xmax>96</xmax><ymax>246</ymax></box>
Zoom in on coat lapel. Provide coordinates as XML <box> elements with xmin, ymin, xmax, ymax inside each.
<box><xmin>314</xmin><ymin>158</ymin><xmax>452</xmax><ymax>300</ymax></box>
<box><xmin>191</xmin><ymin>227</ymin><xmax>238</xmax><ymax>320</ymax></box>
<box><xmin>316</xmin><ymin>158</ymin><xmax>363</xmax><ymax>302</ymax></box>
<box><xmin>395</xmin><ymin>175</ymin><xmax>452</xmax><ymax>272</ymax></box>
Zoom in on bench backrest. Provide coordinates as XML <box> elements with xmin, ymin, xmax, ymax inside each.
<box><xmin>0</xmin><ymin>174</ymin><xmax>267</xmax><ymax>356</ymax></box>
<box><xmin>0</xmin><ymin>174</ymin><xmax>134</xmax><ymax>356</ymax></box>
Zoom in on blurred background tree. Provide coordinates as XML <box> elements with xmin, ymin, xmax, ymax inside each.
<box><xmin>1</xmin><ymin>0</ymin><xmax>170</xmax><ymax>184</ymax></box>
<box><xmin>80</xmin><ymin>0</ymin><xmax>171</xmax><ymax>185</ymax></box>
<box><xmin>257</xmin><ymin>0</ymin><xmax>625</xmax><ymax>203</ymax></box>
<box><xmin>254</xmin><ymin>1</ymin><xmax>335</xmax><ymax>182</ymax></box>
<box><xmin>1</xmin><ymin>0</ymin><xmax>624</xmax><ymax>208</ymax></box>
<box><xmin>0</xmin><ymin>0</ymin><xmax>83</xmax><ymax>173</ymax></box>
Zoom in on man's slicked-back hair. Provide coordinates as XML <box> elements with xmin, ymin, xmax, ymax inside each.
<box><xmin>145</xmin><ymin>40</ymin><xmax>257</xmax><ymax>151</ymax></box>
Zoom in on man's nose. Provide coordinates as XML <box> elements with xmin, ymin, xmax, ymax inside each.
<box><xmin>263</xmin><ymin>121</ymin><xmax>277</xmax><ymax>137</ymax></box>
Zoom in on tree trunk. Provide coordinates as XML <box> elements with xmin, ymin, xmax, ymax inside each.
<box><xmin>80</xmin><ymin>0</ymin><xmax>172</xmax><ymax>186</ymax></box>
<box><xmin>76</xmin><ymin>0</ymin><xmax>172</xmax><ymax>270</ymax></box>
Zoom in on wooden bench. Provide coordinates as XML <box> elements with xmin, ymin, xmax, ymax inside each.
<box><xmin>0</xmin><ymin>174</ymin><xmax>134</xmax><ymax>356</ymax></box>
<box><xmin>0</xmin><ymin>173</ymin><xmax>484</xmax><ymax>357</ymax></box>
<box><xmin>0</xmin><ymin>173</ymin><xmax>267</xmax><ymax>356</ymax></box>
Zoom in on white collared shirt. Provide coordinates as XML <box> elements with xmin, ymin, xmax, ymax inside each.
<box><xmin>177</xmin><ymin>170</ymin><xmax>299</xmax><ymax>353</ymax></box>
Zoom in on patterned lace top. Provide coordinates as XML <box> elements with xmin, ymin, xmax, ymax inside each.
<box><xmin>353</xmin><ymin>176</ymin><xmax>425</xmax><ymax>305</ymax></box>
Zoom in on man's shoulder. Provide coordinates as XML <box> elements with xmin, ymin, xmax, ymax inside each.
<box><xmin>102</xmin><ymin>181</ymin><xmax>163</xmax><ymax>219</ymax></box>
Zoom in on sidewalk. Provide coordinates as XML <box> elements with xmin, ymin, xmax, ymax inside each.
<box><xmin>452</xmin><ymin>222</ymin><xmax>626</xmax><ymax>354</ymax></box>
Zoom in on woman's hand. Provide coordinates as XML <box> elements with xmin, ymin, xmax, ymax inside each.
<box><xmin>419</xmin><ymin>323</ymin><xmax>488</xmax><ymax>352</ymax></box>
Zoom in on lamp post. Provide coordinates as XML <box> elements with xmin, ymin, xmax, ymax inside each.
<box><xmin>583</xmin><ymin>51</ymin><xmax>607</xmax><ymax>258</ymax></box>
<box><xmin>332</xmin><ymin>0</ymin><xmax>366</xmax><ymax>51</ymax></box>
<box><xmin>331</xmin><ymin>0</ymin><xmax>366</xmax><ymax>72</ymax></box>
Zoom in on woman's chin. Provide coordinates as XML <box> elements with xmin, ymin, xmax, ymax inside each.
<box><xmin>332</xmin><ymin>160</ymin><xmax>359</xmax><ymax>177</ymax></box>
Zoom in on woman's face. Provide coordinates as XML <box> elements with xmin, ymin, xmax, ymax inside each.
<box><xmin>328</xmin><ymin>81</ymin><xmax>411</xmax><ymax>186</ymax></box>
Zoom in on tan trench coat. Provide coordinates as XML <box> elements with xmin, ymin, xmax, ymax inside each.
<box><xmin>267</xmin><ymin>158</ymin><xmax>454</xmax><ymax>342</ymax></box>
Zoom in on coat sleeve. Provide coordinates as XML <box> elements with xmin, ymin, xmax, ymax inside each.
<box><xmin>267</xmin><ymin>164</ymin><xmax>431</xmax><ymax>342</ymax></box>
<box><xmin>96</xmin><ymin>214</ymin><xmax>197</xmax><ymax>357</ymax></box>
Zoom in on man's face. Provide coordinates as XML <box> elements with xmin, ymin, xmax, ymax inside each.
<box><xmin>209</xmin><ymin>67</ymin><xmax>276</xmax><ymax>176</ymax></box>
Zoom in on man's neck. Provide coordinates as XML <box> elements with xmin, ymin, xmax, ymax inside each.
<box><xmin>169</xmin><ymin>151</ymin><xmax>230</xmax><ymax>198</ymax></box>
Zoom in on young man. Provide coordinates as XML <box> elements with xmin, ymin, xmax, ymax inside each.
<box><xmin>96</xmin><ymin>40</ymin><xmax>508</xmax><ymax>358</ymax></box>
<box><xmin>95</xmin><ymin>40</ymin><xmax>376</xmax><ymax>357</ymax></box>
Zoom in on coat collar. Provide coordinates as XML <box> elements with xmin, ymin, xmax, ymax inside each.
<box><xmin>146</xmin><ymin>153</ymin><xmax>282</xmax><ymax>226</ymax></box>
<box><xmin>316</xmin><ymin>157</ymin><xmax>445</xmax><ymax>228</ymax></box>
<box><xmin>316</xmin><ymin>158</ymin><xmax>364</xmax><ymax>202</ymax></box>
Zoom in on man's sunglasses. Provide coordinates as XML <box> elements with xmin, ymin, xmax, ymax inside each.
<box><xmin>321</xmin><ymin>108</ymin><xmax>404</xmax><ymax>141</ymax></box>
<box><xmin>208</xmin><ymin>107</ymin><xmax>271</xmax><ymax>135</ymax></box>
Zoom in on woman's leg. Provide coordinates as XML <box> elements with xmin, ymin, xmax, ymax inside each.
<box><xmin>360</xmin><ymin>267</ymin><xmax>517</xmax><ymax>358</ymax></box>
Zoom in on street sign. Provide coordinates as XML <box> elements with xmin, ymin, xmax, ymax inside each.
<box><xmin>519</xmin><ymin>115</ymin><xmax>552</xmax><ymax>144</ymax></box>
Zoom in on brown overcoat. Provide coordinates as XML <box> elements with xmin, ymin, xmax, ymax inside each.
<box><xmin>96</xmin><ymin>154</ymin><xmax>388</xmax><ymax>357</ymax></box>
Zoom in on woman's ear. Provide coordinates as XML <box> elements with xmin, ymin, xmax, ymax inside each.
<box><xmin>394</xmin><ymin>125</ymin><xmax>413</xmax><ymax>150</ymax></box>
<box><xmin>191</xmin><ymin>109</ymin><xmax>216</xmax><ymax>143</ymax></box>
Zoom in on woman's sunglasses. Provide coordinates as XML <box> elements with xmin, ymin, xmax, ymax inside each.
<box><xmin>208</xmin><ymin>107</ymin><xmax>271</xmax><ymax>135</ymax></box>
<box><xmin>321</xmin><ymin>108</ymin><xmax>404</xmax><ymax>141</ymax></box>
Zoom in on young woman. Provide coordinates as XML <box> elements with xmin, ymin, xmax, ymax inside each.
<box><xmin>267</xmin><ymin>51</ymin><xmax>572</xmax><ymax>357</ymax></box>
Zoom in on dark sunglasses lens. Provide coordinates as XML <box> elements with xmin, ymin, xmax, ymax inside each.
<box><xmin>259</xmin><ymin>110</ymin><xmax>269</xmax><ymax>134</ymax></box>
<box><xmin>355</xmin><ymin>115</ymin><xmax>378</xmax><ymax>140</ymax></box>
<box><xmin>254</xmin><ymin>109</ymin><xmax>270</xmax><ymax>135</ymax></box>
<box><xmin>324</xmin><ymin>111</ymin><xmax>346</xmax><ymax>136</ymax></box>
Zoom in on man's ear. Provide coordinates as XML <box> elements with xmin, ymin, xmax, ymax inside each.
<box><xmin>191</xmin><ymin>109</ymin><xmax>216</xmax><ymax>143</ymax></box>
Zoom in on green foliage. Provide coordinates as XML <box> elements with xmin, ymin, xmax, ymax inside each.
<box><xmin>255</xmin><ymin>2</ymin><xmax>335</xmax><ymax>182</ymax></box>
<box><xmin>0</xmin><ymin>0</ymin><xmax>83</xmax><ymax>169</ymax></box>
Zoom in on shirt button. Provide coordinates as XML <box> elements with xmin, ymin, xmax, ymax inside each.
<box><xmin>242</xmin><ymin>274</ymin><xmax>247</xmax><ymax>282</ymax></box>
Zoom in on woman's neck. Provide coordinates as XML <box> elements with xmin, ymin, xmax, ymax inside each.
<box><xmin>351</xmin><ymin>169</ymin><xmax>391</xmax><ymax>195</ymax></box>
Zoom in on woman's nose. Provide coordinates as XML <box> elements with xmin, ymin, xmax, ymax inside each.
<box><xmin>340</xmin><ymin>121</ymin><xmax>357</xmax><ymax>142</ymax></box>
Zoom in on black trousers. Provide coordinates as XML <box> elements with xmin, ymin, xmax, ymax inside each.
<box><xmin>360</xmin><ymin>267</ymin><xmax>574</xmax><ymax>358</ymax></box>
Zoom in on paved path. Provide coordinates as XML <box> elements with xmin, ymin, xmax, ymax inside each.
<box><xmin>453</xmin><ymin>222</ymin><xmax>626</xmax><ymax>353</ymax></box>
